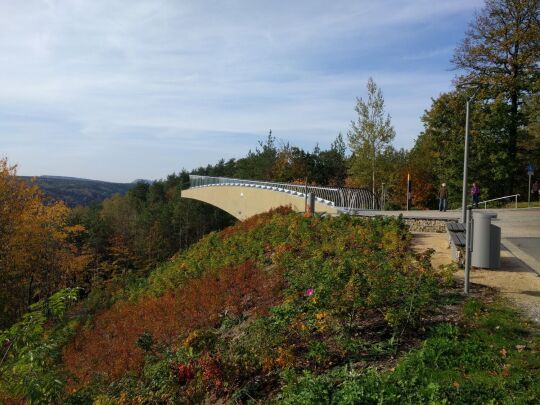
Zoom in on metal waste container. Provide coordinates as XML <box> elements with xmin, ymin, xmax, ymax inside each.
<box><xmin>471</xmin><ymin>212</ymin><xmax>501</xmax><ymax>268</ymax></box>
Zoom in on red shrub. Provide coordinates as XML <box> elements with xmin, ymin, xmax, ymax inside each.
<box><xmin>63</xmin><ymin>261</ymin><xmax>284</xmax><ymax>387</ymax></box>
<box><xmin>175</xmin><ymin>362</ymin><xmax>195</xmax><ymax>385</ymax></box>
<box><xmin>198</xmin><ymin>353</ymin><xmax>223</xmax><ymax>390</ymax></box>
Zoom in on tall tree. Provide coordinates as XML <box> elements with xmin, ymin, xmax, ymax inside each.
<box><xmin>412</xmin><ymin>89</ymin><xmax>519</xmax><ymax>208</ymax></box>
<box><xmin>452</xmin><ymin>0</ymin><xmax>540</xmax><ymax>192</ymax></box>
<box><xmin>313</xmin><ymin>134</ymin><xmax>348</xmax><ymax>187</ymax></box>
<box><xmin>235</xmin><ymin>130</ymin><xmax>278</xmax><ymax>180</ymax></box>
<box><xmin>347</xmin><ymin>78</ymin><xmax>395</xmax><ymax>207</ymax></box>
<box><xmin>0</xmin><ymin>159</ymin><xmax>89</xmax><ymax>327</ymax></box>
<box><xmin>331</xmin><ymin>132</ymin><xmax>347</xmax><ymax>158</ymax></box>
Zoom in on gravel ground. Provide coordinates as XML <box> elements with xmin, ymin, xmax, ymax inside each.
<box><xmin>412</xmin><ymin>232</ymin><xmax>540</xmax><ymax>324</ymax></box>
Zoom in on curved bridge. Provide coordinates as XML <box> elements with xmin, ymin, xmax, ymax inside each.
<box><xmin>182</xmin><ymin>175</ymin><xmax>376</xmax><ymax>220</ymax></box>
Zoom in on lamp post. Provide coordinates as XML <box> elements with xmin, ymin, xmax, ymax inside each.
<box><xmin>460</xmin><ymin>86</ymin><xmax>480</xmax><ymax>223</ymax></box>
<box><xmin>457</xmin><ymin>83</ymin><xmax>481</xmax><ymax>295</ymax></box>
<box><xmin>461</xmin><ymin>96</ymin><xmax>472</xmax><ymax>223</ymax></box>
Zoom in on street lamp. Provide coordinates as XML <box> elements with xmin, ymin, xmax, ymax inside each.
<box><xmin>457</xmin><ymin>83</ymin><xmax>481</xmax><ymax>294</ymax></box>
<box><xmin>459</xmin><ymin>85</ymin><xmax>481</xmax><ymax>223</ymax></box>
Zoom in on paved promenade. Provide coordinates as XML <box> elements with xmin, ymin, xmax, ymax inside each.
<box><xmin>408</xmin><ymin>208</ymin><xmax>540</xmax><ymax>323</ymax></box>
<box><xmin>413</xmin><ymin>231</ymin><xmax>540</xmax><ymax>323</ymax></box>
<box><xmin>369</xmin><ymin>208</ymin><xmax>540</xmax><ymax>275</ymax></box>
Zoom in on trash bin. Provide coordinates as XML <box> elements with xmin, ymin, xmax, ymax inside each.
<box><xmin>471</xmin><ymin>212</ymin><xmax>501</xmax><ymax>268</ymax></box>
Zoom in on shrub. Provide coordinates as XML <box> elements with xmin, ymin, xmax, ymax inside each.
<box><xmin>63</xmin><ymin>261</ymin><xmax>284</xmax><ymax>386</ymax></box>
<box><xmin>0</xmin><ymin>289</ymin><xmax>79</xmax><ymax>403</ymax></box>
<box><xmin>63</xmin><ymin>210</ymin><xmax>444</xmax><ymax>401</ymax></box>
<box><xmin>136</xmin><ymin>331</ymin><xmax>154</xmax><ymax>352</ymax></box>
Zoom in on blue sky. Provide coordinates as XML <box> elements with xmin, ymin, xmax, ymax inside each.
<box><xmin>1</xmin><ymin>0</ymin><xmax>483</xmax><ymax>182</ymax></box>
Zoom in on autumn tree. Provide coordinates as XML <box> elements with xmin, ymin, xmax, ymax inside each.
<box><xmin>0</xmin><ymin>159</ymin><xmax>89</xmax><ymax>327</ymax></box>
<box><xmin>347</xmin><ymin>78</ymin><xmax>396</xmax><ymax>207</ymax></box>
<box><xmin>271</xmin><ymin>143</ymin><xmax>315</xmax><ymax>184</ymax></box>
<box><xmin>452</xmin><ymin>0</ymin><xmax>540</xmax><ymax>193</ymax></box>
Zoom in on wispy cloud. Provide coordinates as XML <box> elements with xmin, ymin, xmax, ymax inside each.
<box><xmin>0</xmin><ymin>0</ymin><xmax>483</xmax><ymax>181</ymax></box>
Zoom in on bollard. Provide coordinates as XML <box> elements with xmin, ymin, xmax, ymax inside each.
<box><xmin>306</xmin><ymin>193</ymin><xmax>315</xmax><ymax>216</ymax></box>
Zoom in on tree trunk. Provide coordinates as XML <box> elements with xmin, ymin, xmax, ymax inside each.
<box><xmin>27</xmin><ymin>274</ymin><xmax>34</xmax><ymax>307</ymax></box>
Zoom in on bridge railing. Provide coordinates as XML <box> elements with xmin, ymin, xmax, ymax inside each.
<box><xmin>189</xmin><ymin>175</ymin><xmax>376</xmax><ymax>210</ymax></box>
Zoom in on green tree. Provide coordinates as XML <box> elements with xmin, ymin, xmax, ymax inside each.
<box><xmin>313</xmin><ymin>134</ymin><xmax>348</xmax><ymax>187</ymax></box>
<box><xmin>235</xmin><ymin>130</ymin><xmax>278</xmax><ymax>180</ymax></box>
<box><xmin>412</xmin><ymin>90</ymin><xmax>517</xmax><ymax>208</ymax></box>
<box><xmin>331</xmin><ymin>132</ymin><xmax>347</xmax><ymax>158</ymax></box>
<box><xmin>452</xmin><ymin>0</ymin><xmax>540</xmax><ymax>193</ymax></box>
<box><xmin>378</xmin><ymin>147</ymin><xmax>409</xmax><ymax>209</ymax></box>
<box><xmin>347</xmin><ymin>78</ymin><xmax>395</xmax><ymax>207</ymax></box>
<box><xmin>521</xmin><ymin>86</ymin><xmax>540</xmax><ymax>189</ymax></box>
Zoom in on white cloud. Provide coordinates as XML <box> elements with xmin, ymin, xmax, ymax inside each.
<box><xmin>0</xmin><ymin>0</ymin><xmax>483</xmax><ymax>181</ymax></box>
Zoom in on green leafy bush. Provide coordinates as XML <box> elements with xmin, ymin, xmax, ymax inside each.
<box><xmin>0</xmin><ymin>288</ymin><xmax>79</xmax><ymax>403</ymax></box>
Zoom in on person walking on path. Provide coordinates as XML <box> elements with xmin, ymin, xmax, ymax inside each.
<box><xmin>471</xmin><ymin>181</ymin><xmax>480</xmax><ymax>208</ymax></box>
<box><xmin>532</xmin><ymin>180</ymin><xmax>539</xmax><ymax>203</ymax></box>
<box><xmin>438</xmin><ymin>183</ymin><xmax>448</xmax><ymax>212</ymax></box>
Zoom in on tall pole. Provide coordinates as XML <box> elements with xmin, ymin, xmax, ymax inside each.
<box><xmin>381</xmin><ymin>183</ymin><xmax>385</xmax><ymax>211</ymax></box>
<box><xmin>372</xmin><ymin>155</ymin><xmax>375</xmax><ymax>210</ymax></box>
<box><xmin>461</xmin><ymin>98</ymin><xmax>471</xmax><ymax>223</ymax></box>
<box><xmin>304</xmin><ymin>177</ymin><xmax>308</xmax><ymax>212</ymax></box>
<box><xmin>528</xmin><ymin>174</ymin><xmax>532</xmax><ymax>208</ymax></box>
<box><xmin>406</xmin><ymin>173</ymin><xmax>410</xmax><ymax>211</ymax></box>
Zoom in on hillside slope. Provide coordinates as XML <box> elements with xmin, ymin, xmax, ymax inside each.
<box><xmin>1</xmin><ymin>209</ymin><xmax>539</xmax><ymax>403</ymax></box>
<box><xmin>19</xmin><ymin>176</ymin><xmax>136</xmax><ymax>206</ymax></box>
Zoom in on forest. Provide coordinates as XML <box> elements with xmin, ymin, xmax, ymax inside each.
<box><xmin>0</xmin><ymin>0</ymin><xmax>539</xmax><ymax>402</ymax></box>
<box><xmin>18</xmin><ymin>176</ymin><xmax>136</xmax><ymax>207</ymax></box>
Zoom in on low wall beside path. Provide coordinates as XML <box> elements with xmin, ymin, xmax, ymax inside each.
<box><xmin>348</xmin><ymin>210</ymin><xmax>460</xmax><ymax>233</ymax></box>
<box><xmin>403</xmin><ymin>217</ymin><xmax>458</xmax><ymax>233</ymax></box>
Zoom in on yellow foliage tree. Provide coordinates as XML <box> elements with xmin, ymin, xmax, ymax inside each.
<box><xmin>0</xmin><ymin>158</ymin><xmax>90</xmax><ymax>327</ymax></box>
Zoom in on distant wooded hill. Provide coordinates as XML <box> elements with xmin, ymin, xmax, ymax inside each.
<box><xmin>19</xmin><ymin>175</ymin><xmax>142</xmax><ymax>207</ymax></box>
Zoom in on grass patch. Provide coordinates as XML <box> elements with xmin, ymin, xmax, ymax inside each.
<box><xmin>501</xmin><ymin>201</ymin><xmax>540</xmax><ymax>209</ymax></box>
<box><xmin>280</xmin><ymin>295</ymin><xmax>540</xmax><ymax>404</ymax></box>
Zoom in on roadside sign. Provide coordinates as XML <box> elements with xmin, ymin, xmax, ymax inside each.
<box><xmin>527</xmin><ymin>163</ymin><xmax>534</xmax><ymax>176</ymax></box>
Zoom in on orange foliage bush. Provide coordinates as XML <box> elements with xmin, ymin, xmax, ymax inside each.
<box><xmin>63</xmin><ymin>261</ymin><xmax>284</xmax><ymax>386</ymax></box>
